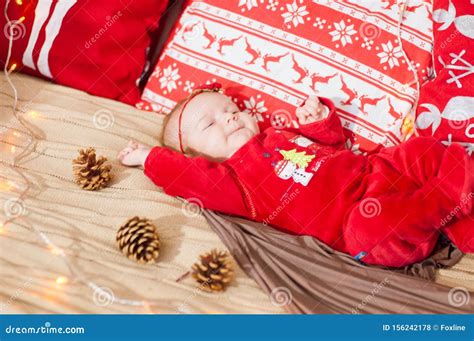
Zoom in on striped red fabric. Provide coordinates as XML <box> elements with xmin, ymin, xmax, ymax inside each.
<box><xmin>1</xmin><ymin>0</ymin><xmax>169</xmax><ymax>104</ymax></box>
<box><xmin>140</xmin><ymin>0</ymin><xmax>434</xmax><ymax>152</ymax></box>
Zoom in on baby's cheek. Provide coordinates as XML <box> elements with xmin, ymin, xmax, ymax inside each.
<box><xmin>205</xmin><ymin>130</ymin><xmax>226</xmax><ymax>150</ymax></box>
<box><xmin>233</xmin><ymin>131</ymin><xmax>254</xmax><ymax>148</ymax></box>
<box><xmin>242</xmin><ymin>116</ymin><xmax>257</xmax><ymax>130</ymax></box>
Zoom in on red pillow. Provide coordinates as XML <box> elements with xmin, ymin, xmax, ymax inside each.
<box><xmin>415</xmin><ymin>0</ymin><xmax>474</xmax><ymax>155</ymax></box>
<box><xmin>0</xmin><ymin>0</ymin><xmax>169</xmax><ymax>104</ymax></box>
<box><xmin>139</xmin><ymin>0</ymin><xmax>434</xmax><ymax>152</ymax></box>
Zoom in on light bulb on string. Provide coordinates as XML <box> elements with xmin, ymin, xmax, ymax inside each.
<box><xmin>8</xmin><ymin>63</ymin><xmax>17</xmax><ymax>73</ymax></box>
<box><xmin>48</xmin><ymin>245</ymin><xmax>65</xmax><ymax>256</ymax></box>
<box><xmin>142</xmin><ymin>301</ymin><xmax>154</xmax><ymax>314</ymax></box>
<box><xmin>40</xmin><ymin>232</ymin><xmax>65</xmax><ymax>256</ymax></box>
<box><xmin>0</xmin><ymin>181</ymin><xmax>13</xmax><ymax>191</ymax></box>
<box><xmin>55</xmin><ymin>276</ymin><xmax>69</xmax><ymax>285</ymax></box>
<box><xmin>8</xmin><ymin>180</ymin><xmax>17</xmax><ymax>189</ymax></box>
<box><xmin>15</xmin><ymin>0</ymin><xmax>22</xmax><ymax>5</ymax></box>
<box><xmin>27</xmin><ymin>111</ymin><xmax>40</xmax><ymax>119</ymax></box>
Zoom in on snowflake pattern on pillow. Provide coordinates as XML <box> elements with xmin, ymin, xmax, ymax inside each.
<box><xmin>139</xmin><ymin>0</ymin><xmax>434</xmax><ymax>152</ymax></box>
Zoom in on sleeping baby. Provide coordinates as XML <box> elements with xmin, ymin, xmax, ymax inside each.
<box><xmin>118</xmin><ymin>84</ymin><xmax>474</xmax><ymax>268</ymax></box>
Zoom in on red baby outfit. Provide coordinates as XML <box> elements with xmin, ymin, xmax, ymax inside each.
<box><xmin>145</xmin><ymin>98</ymin><xmax>474</xmax><ymax>268</ymax></box>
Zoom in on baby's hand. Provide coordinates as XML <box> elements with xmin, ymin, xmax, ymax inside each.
<box><xmin>117</xmin><ymin>140</ymin><xmax>151</xmax><ymax>167</ymax></box>
<box><xmin>296</xmin><ymin>95</ymin><xmax>329</xmax><ymax>125</ymax></box>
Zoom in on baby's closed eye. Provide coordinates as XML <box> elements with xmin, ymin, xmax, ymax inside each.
<box><xmin>204</xmin><ymin>121</ymin><xmax>215</xmax><ymax>130</ymax></box>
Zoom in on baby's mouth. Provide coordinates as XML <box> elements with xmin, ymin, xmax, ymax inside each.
<box><xmin>230</xmin><ymin>125</ymin><xmax>245</xmax><ymax>135</ymax></box>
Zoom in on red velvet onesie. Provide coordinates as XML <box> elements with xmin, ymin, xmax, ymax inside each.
<box><xmin>145</xmin><ymin>98</ymin><xmax>474</xmax><ymax>268</ymax></box>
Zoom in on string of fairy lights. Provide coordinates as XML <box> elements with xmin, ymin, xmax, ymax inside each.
<box><xmin>1</xmin><ymin>0</ymin><xmax>167</xmax><ymax>312</ymax></box>
<box><xmin>1</xmin><ymin>0</ymin><xmax>420</xmax><ymax>312</ymax></box>
<box><xmin>396</xmin><ymin>1</ymin><xmax>420</xmax><ymax>140</ymax></box>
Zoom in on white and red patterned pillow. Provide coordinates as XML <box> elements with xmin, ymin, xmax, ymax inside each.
<box><xmin>415</xmin><ymin>0</ymin><xmax>474</xmax><ymax>155</ymax></box>
<box><xmin>139</xmin><ymin>0</ymin><xmax>434</xmax><ymax>152</ymax></box>
<box><xmin>0</xmin><ymin>0</ymin><xmax>169</xmax><ymax>104</ymax></box>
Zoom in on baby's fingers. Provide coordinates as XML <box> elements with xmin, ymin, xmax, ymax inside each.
<box><xmin>117</xmin><ymin>151</ymin><xmax>126</xmax><ymax>161</ymax></box>
<box><xmin>128</xmin><ymin>140</ymin><xmax>140</xmax><ymax>150</ymax></box>
<box><xmin>117</xmin><ymin>147</ymin><xmax>132</xmax><ymax>159</ymax></box>
<box><xmin>305</xmin><ymin>95</ymin><xmax>321</xmax><ymax>109</ymax></box>
<box><xmin>296</xmin><ymin>106</ymin><xmax>311</xmax><ymax>120</ymax></box>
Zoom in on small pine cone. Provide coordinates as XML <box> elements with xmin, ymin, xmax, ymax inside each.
<box><xmin>192</xmin><ymin>249</ymin><xmax>234</xmax><ymax>292</ymax></box>
<box><xmin>116</xmin><ymin>216</ymin><xmax>160</xmax><ymax>264</ymax></box>
<box><xmin>72</xmin><ymin>147</ymin><xmax>112</xmax><ymax>191</ymax></box>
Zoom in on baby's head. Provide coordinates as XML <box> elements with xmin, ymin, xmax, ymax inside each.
<box><xmin>162</xmin><ymin>89</ymin><xmax>260</xmax><ymax>161</ymax></box>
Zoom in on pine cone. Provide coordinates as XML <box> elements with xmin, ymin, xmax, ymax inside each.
<box><xmin>192</xmin><ymin>249</ymin><xmax>234</xmax><ymax>292</ymax></box>
<box><xmin>116</xmin><ymin>216</ymin><xmax>160</xmax><ymax>264</ymax></box>
<box><xmin>72</xmin><ymin>147</ymin><xmax>112</xmax><ymax>191</ymax></box>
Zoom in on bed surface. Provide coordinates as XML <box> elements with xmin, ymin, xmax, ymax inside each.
<box><xmin>0</xmin><ymin>74</ymin><xmax>472</xmax><ymax>314</ymax></box>
<box><xmin>0</xmin><ymin>74</ymin><xmax>283</xmax><ymax>314</ymax></box>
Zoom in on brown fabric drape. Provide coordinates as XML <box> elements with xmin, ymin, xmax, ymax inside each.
<box><xmin>203</xmin><ymin>210</ymin><xmax>473</xmax><ymax>314</ymax></box>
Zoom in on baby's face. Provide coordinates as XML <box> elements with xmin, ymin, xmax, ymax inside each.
<box><xmin>181</xmin><ymin>92</ymin><xmax>260</xmax><ymax>161</ymax></box>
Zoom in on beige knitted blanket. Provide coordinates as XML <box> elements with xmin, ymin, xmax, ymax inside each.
<box><xmin>0</xmin><ymin>74</ymin><xmax>283</xmax><ymax>313</ymax></box>
<box><xmin>0</xmin><ymin>74</ymin><xmax>472</xmax><ymax>314</ymax></box>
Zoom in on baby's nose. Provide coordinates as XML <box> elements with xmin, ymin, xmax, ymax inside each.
<box><xmin>226</xmin><ymin>113</ymin><xmax>239</xmax><ymax>124</ymax></box>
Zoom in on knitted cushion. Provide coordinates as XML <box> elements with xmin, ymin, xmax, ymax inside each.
<box><xmin>140</xmin><ymin>0</ymin><xmax>434</xmax><ymax>152</ymax></box>
<box><xmin>415</xmin><ymin>0</ymin><xmax>474</xmax><ymax>155</ymax></box>
<box><xmin>0</xmin><ymin>0</ymin><xmax>169</xmax><ymax>104</ymax></box>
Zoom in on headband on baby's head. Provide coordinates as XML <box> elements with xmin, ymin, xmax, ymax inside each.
<box><xmin>177</xmin><ymin>82</ymin><xmax>223</xmax><ymax>154</ymax></box>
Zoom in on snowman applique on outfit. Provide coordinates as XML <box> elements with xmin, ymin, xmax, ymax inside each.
<box><xmin>274</xmin><ymin>149</ymin><xmax>316</xmax><ymax>186</ymax></box>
